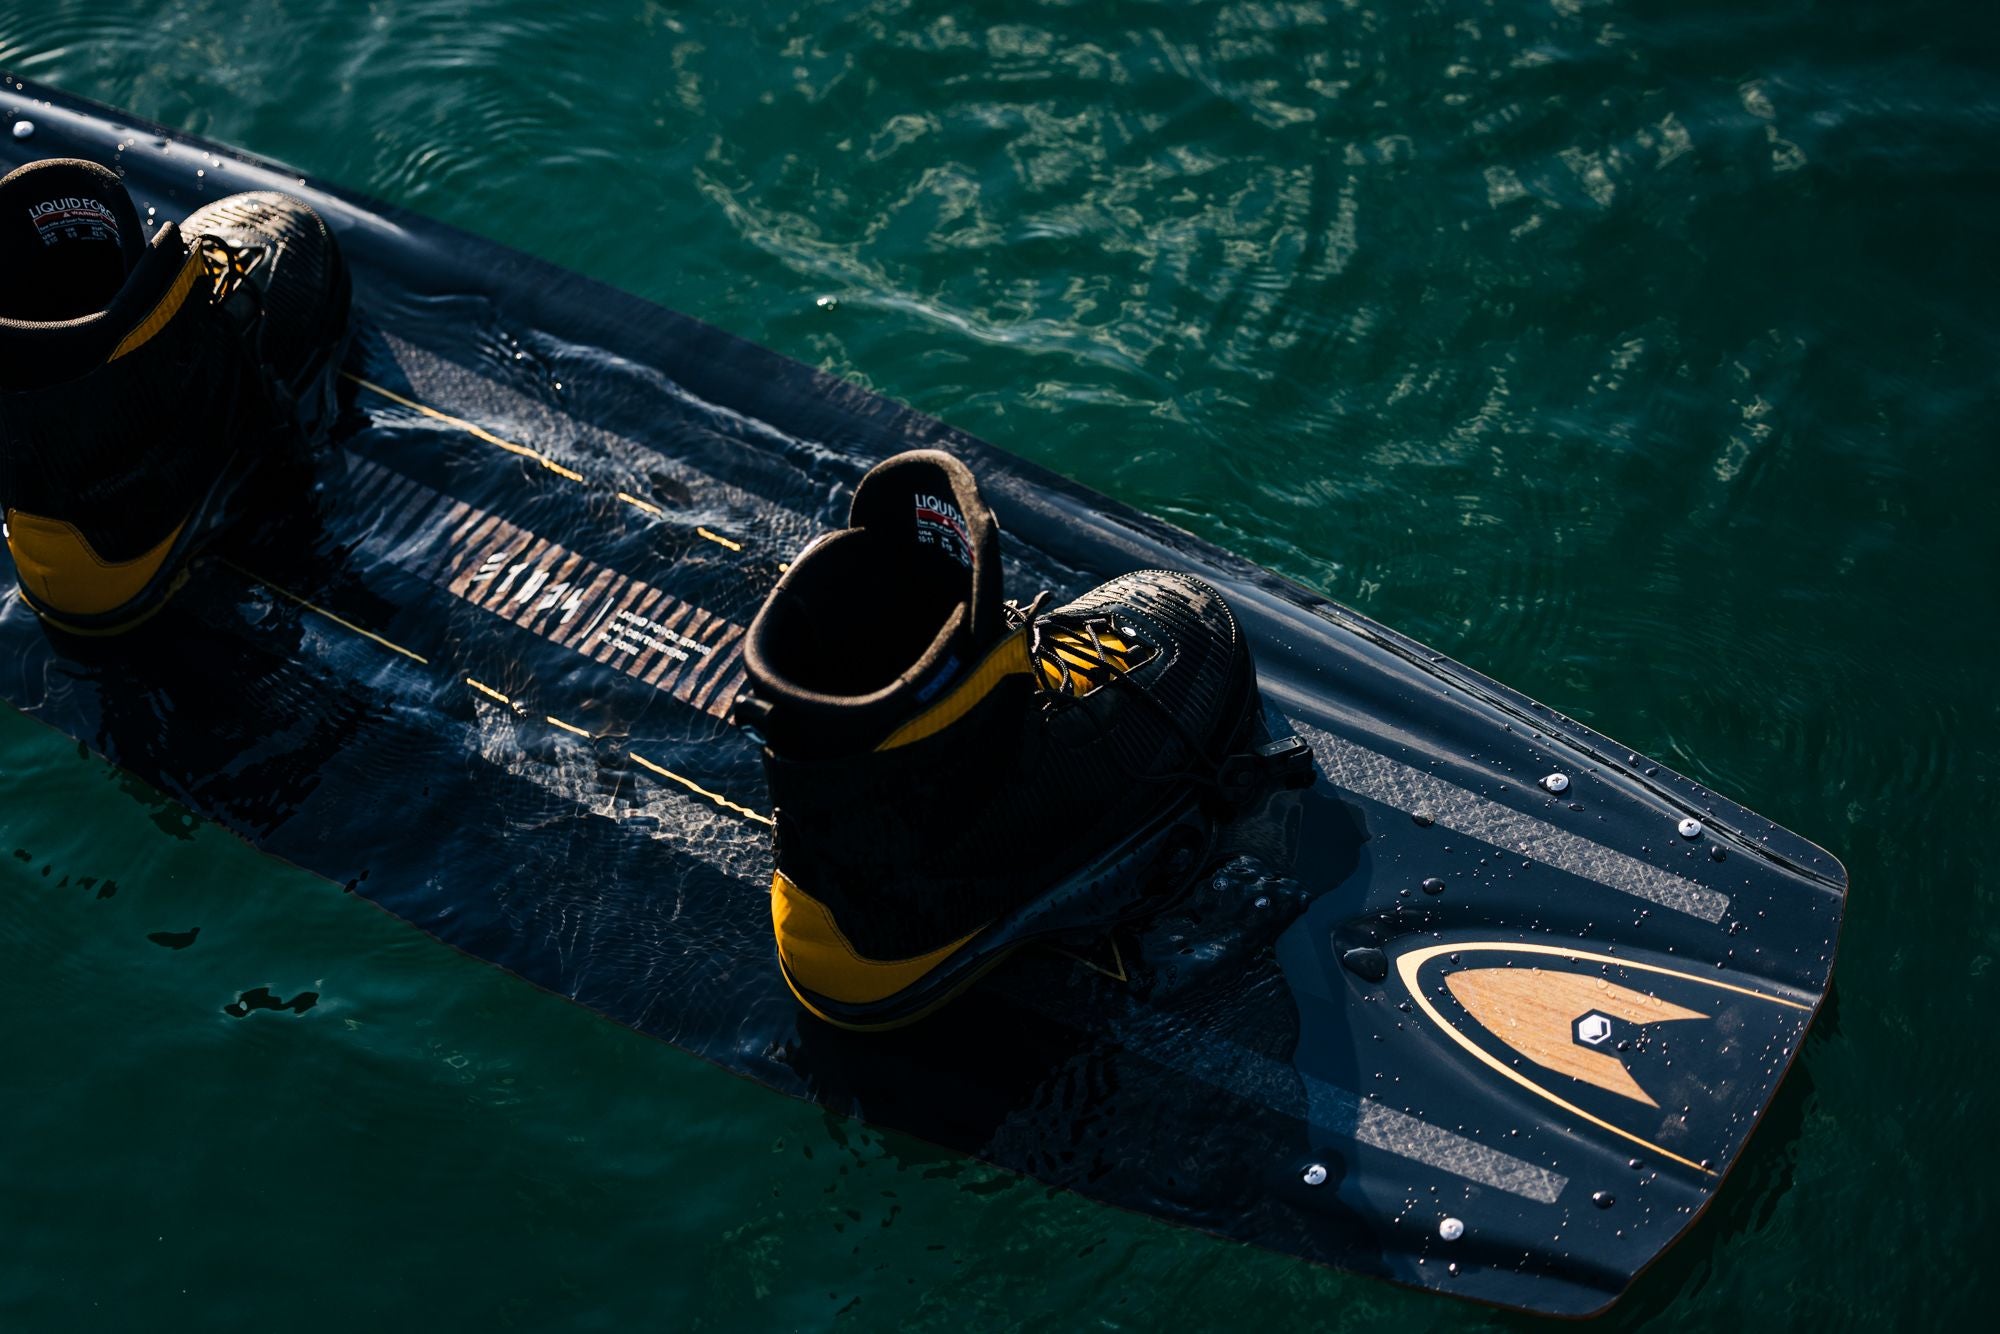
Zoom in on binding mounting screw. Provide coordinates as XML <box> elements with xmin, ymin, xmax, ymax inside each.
<box><xmin>1302</xmin><ymin>1163</ymin><xmax>1328</xmax><ymax>1186</ymax></box>
<box><xmin>1439</xmin><ymin>1217</ymin><xmax>1464</xmax><ymax>1240</ymax></box>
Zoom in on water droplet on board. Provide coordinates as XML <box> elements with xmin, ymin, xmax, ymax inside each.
<box><xmin>815</xmin><ymin>294</ymin><xmax>838</xmax><ymax>310</ymax></box>
<box><xmin>11</xmin><ymin>119</ymin><xmax>33</xmax><ymax>139</ymax></box>
<box><xmin>1412</xmin><ymin>810</ymin><xmax>1434</xmax><ymax>827</ymax></box>
<box><xmin>1592</xmin><ymin>1191</ymin><xmax>1615</xmax><ymax>1209</ymax></box>
<box><xmin>1421</xmin><ymin>877</ymin><xmax>1446</xmax><ymax>896</ymax></box>
<box><xmin>1710</xmin><ymin>845</ymin><xmax>1727</xmax><ymax>861</ymax></box>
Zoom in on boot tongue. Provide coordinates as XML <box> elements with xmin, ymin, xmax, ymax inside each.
<box><xmin>0</xmin><ymin>158</ymin><xmax>147</xmax><ymax>321</ymax></box>
<box><xmin>846</xmin><ymin>448</ymin><xmax>1004</xmax><ymax>661</ymax></box>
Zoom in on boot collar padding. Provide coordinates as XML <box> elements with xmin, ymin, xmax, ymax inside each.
<box><xmin>0</xmin><ymin>222</ymin><xmax>202</xmax><ymax>390</ymax></box>
<box><xmin>846</xmin><ymin>448</ymin><xmax>1002</xmax><ymax>648</ymax></box>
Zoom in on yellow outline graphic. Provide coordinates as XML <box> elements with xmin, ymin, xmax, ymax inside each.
<box><xmin>630</xmin><ymin>751</ymin><xmax>774</xmax><ymax>827</ymax></box>
<box><xmin>464</xmin><ymin>677</ymin><xmax>513</xmax><ymax>705</ymax></box>
<box><xmin>345</xmin><ymin>374</ymin><xmax>743</xmax><ymax>551</ymax></box>
<box><xmin>227</xmin><ymin>561</ymin><xmax>430</xmax><ymax>664</ymax></box>
<box><xmin>616</xmin><ymin>491</ymin><xmax>663</xmax><ymax>516</ymax></box>
<box><xmin>345</xmin><ymin>374</ymin><xmax>586</xmax><ymax>482</ymax></box>
<box><xmin>1395</xmin><ymin>941</ymin><xmax>1810</xmax><ymax>1175</ymax></box>
<box><xmin>456</xmin><ymin>684</ymin><xmax>769</xmax><ymax>829</ymax></box>
<box><xmin>1043</xmin><ymin>936</ymin><xmax>1129</xmax><ymax>983</ymax></box>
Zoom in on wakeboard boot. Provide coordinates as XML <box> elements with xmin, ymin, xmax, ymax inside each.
<box><xmin>0</xmin><ymin>157</ymin><xmax>351</xmax><ymax>633</ymax></box>
<box><xmin>737</xmin><ymin>449</ymin><xmax>1314</xmax><ymax>1030</ymax></box>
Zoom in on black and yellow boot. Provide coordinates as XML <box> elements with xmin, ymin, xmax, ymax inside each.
<box><xmin>0</xmin><ymin>157</ymin><xmax>350</xmax><ymax>633</ymax></box>
<box><xmin>737</xmin><ymin>449</ymin><xmax>1313</xmax><ymax>1029</ymax></box>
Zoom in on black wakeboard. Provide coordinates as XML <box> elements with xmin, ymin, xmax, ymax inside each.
<box><xmin>0</xmin><ymin>77</ymin><xmax>1845</xmax><ymax>1317</ymax></box>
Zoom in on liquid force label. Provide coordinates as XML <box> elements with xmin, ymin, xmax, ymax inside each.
<box><xmin>913</xmin><ymin>491</ymin><xmax>972</xmax><ymax>567</ymax></box>
<box><xmin>28</xmin><ymin>196</ymin><xmax>121</xmax><ymax>247</ymax></box>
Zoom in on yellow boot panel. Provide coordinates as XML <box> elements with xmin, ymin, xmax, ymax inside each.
<box><xmin>771</xmin><ymin>869</ymin><xmax>983</xmax><ymax>1006</ymax></box>
<box><xmin>6</xmin><ymin>508</ymin><xmax>184</xmax><ymax>618</ymax></box>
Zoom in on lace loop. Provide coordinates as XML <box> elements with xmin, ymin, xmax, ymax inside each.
<box><xmin>195</xmin><ymin>234</ymin><xmax>268</xmax><ymax>307</ymax></box>
<box><xmin>1006</xmin><ymin>592</ymin><xmax>1146</xmax><ymax>707</ymax></box>
<box><xmin>191</xmin><ymin>234</ymin><xmax>309</xmax><ymax>430</ymax></box>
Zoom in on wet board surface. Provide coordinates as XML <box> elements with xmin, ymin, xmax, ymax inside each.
<box><xmin>0</xmin><ymin>78</ymin><xmax>1845</xmax><ymax>1317</ymax></box>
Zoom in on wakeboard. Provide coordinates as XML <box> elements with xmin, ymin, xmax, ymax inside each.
<box><xmin>0</xmin><ymin>76</ymin><xmax>1845</xmax><ymax>1317</ymax></box>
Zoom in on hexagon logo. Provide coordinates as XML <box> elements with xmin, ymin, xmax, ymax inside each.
<box><xmin>1574</xmin><ymin>1012</ymin><xmax>1614</xmax><ymax>1047</ymax></box>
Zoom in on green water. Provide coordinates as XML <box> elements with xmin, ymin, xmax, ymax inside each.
<box><xmin>1</xmin><ymin>0</ymin><xmax>1994</xmax><ymax>1328</ymax></box>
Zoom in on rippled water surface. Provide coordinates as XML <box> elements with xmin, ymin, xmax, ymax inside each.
<box><xmin>2</xmin><ymin>1</ymin><xmax>1995</xmax><ymax>1328</ymax></box>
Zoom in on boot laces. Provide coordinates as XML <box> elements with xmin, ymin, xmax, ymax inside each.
<box><xmin>194</xmin><ymin>234</ymin><xmax>302</xmax><ymax>423</ymax></box>
<box><xmin>1006</xmin><ymin>589</ymin><xmax>1237</xmax><ymax>796</ymax></box>
<box><xmin>1006</xmin><ymin>590</ymin><xmax>1152</xmax><ymax>705</ymax></box>
<box><xmin>195</xmin><ymin>234</ymin><xmax>269</xmax><ymax>310</ymax></box>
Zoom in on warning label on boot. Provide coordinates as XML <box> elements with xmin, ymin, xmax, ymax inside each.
<box><xmin>913</xmin><ymin>491</ymin><xmax>973</xmax><ymax>567</ymax></box>
<box><xmin>27</xmin><ymin>196</ymin><xmax>121</xmax><ymax>247</ymax></box>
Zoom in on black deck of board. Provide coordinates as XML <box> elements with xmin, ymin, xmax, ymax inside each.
<box><xmin>0</xmin><ymin>77</ymin><xmax>1844</xmax><ymax>1316</ymax></box>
